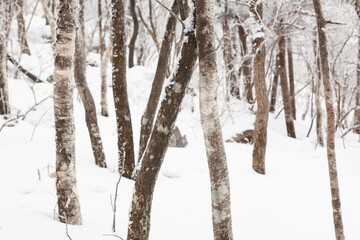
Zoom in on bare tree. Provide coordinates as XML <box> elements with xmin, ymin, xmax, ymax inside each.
<box><xmin>269</xmin><ymin>52</ymin><xmax>280</xmax><ymax>113</ymax></box>
<box><xmin>353</xmin><ymin>1</ymin><xmax>360</xmax><ymax>134</ymax></box>
<box><xmin>127</xmin><ymin>5</ymin><xmax>197</xmax><ymax>239</ymax></box>
<box><xmin>40</xmin><ymin>0</ymin><xmax>56</xmax><ymax>45</ymax></box>
<box><xmin>129</xmin><ymin>0</ymin><xmax>139</xmax><ymax>68</ymax></box>
<box><xmin>74</xmin><ymin>0</ymin><xmax>107</xmax><ymax>168</ymax></box>
<box><xmin>15</xmin><ymin>0</ymin><xmax>31</xmax><ymax>55</ymax></box>
<box><xmin>197</xmin><ymin>0</ymin><xmax>234</xmax><ymax>239</ymax></box>
<box><xmin>278</xmin><ymin>32</ymin><xmax>296</xmax><ymax>138</ymax></box>
<box><xmin>112</xmin><ymin>0</ymin><xmax>135</xmax><ymax>179</ymax></box>
<box><xmin>313</xmin><ymin>0</ymin><xmax>345</xmax><ymax>239</ymax></box>
<box><xmin>138</xmin><ymin>0</ymin><xmax>179</xmax><ymax>160</ymax></box>
<box><xmin>287</xmin><ymin>37</ymin><xmax>296</xmax><ymax>120</ymax></box>
<box><xmin>100</xmin><ymin>35</ymin><xmax>112</xmax><ymax>117</ymax></box>
<box><xmin>53</xmin><ymin>0</ymin><xmax>82</xmax><ymax>225</ymax></box>
<box><xmin>250</xmin><ymin>0</ymin><xmax>269</xmax><ymax>174</ymax></box>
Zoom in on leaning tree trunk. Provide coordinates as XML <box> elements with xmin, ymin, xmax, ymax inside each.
<box><xmin>128</xmin><ymin>0</ymin><xmax>139</xmax><ymax>68</ymax></box>
<box><xmin>238</xmin><ymin>23</ymin><xmax>253</xmax><ymax>103</ymax></box>
<box><xmin>287</xmin><ymin>37</ymin><xmax>296</xmax><ymax>120</ymax></box>
<box><xmin>127</xmin><ymin>5</ymin><xmax>197</xmax><ymax>239</ymax></box>
<box><xmin>112</xmin><ymin>0</ymin><xmax>135</xmax><ymax>179</ymax></box>
<box><xmin>196</xmin><ymin>0</ymin><xmax>233</xmax><ymax>239</ymax></box>
<box><xmin>74</xmin><ymin>0</ymin><xmax>107</xmax><ymax>168</ymax></box>
<box><xmin>313</xmin><ymin>0</ymin><xmax>345</xmax><ymax>239</ymax></box>
<box><xmin>250</xmin><ymin>0</ymin><xmax>269</xmax><ymax>174</ymax></box>
<box><xmin>269</xmin><ymin>52</ymin><xmax>280</xmax><ymax>113</ymax></box>
<box><xmin>278</xmin><ymin>33</ymin><xmax>296</xmax><ymax>138</ymax></box>
<box><xmin>0</xmin><ymin>0</ymin><xmax>11</xmax><ymax>115</ymax></box>
<box><xmin>100</xmin><ymin>35</ymin><xmax>112</xmax><ymax>117</ymax></box>
<box><xmin>16</xmin><ymin>0</ymin><xmax>30</xmax><ymax>55</ymax></box>
<box><xmin>53</xmin><ymin>0</ymin><xmax>82</xmax><ymax>225</ymax></box>
<box><xmin>313</xmin><ymin>37</ymin><xmax>324</xmax><ymax>146</ymax></box>
<box><xmin>138</xmin><ymin>0</ymin><xmax>178</xmax><ymax>161</ymax></box>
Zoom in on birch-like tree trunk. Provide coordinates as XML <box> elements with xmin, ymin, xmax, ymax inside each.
<box><xmin>269</xmin><ymin>53</ymin><xmax>280</xmax><ymax>113</ymax></box>
<box><xmin>53</xmin><ymin>0</ymin><xmax>82</xmax><ymax>225</ymax></box>
<box><xmin>127</xmin><ymin>5</ymin><xmax>197</xmax><ymax>239</ymax></box>
<box><xmin>100</xmin><ymin>36</ymin><xmax>112</xmax><ymax>117</ymax></box>
<box><xmin>129</xmin><ymin>0</ymin><xmax>139</xmax><ymax>68</ymax></box>
<box><xmin>0</xmin><ymin>0</ymin><xmax>11</xmax><ymax>115</ymax></box>
<box><xmin>279</xmin><ymin>33</ymin><xmax>296</xmax><ymax>138</ymax></box>
<box><xmin>112</xmin><ymin>0</ymin><xmax>135</xmax><ymax>179</ymax></box>
<box><xmin>196</xmin><ymin>0</ymin><xmax>233</xmax><ymax>239</ymax></box>
<box><xmin>74</xmin><ymin>0</ymin><xmax>107</xmax><ymax>168</ymax></box>
<box><xmin>287</xmin><ymin>37</ymin><xmax>296</xmax><ymax>120</ymax></box>
<box><xmin>16</xmin><ymin>0</ymin><xmax>30</xmax><ymax>55</ymax></box>
<box><xmin>313</xmin><ymin>0</ymin><xmax>345</xmax><ymax>239</ymax></box>
<box><xmin>250</xmin><ymin>0</ymin><xmax>269</xmax><ymax>174</ymax></box>
<box><xmin>138</xmin><ymin>1</ymin><xmax>178</xmax><ymax>161</ymax></box>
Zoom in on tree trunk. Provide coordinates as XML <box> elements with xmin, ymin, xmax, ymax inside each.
<box><xmin>100</xmin><ymin>36</ymin><xmax>112</xmax><ymax>117</ymax></box>
<box><xmin>313</xmin><ymin>0</ymin><xmax>345</xmax><ymax>239</ymax></box>
<box><xmin>16</xmin><ymin>0</ymin><xmax>31</xmax><ymax>55</ymax></box>
<box><xmin>127</xmin><ymin>6</ymin><xmax>197</xmax><ymax>239</ymax></box>
<box><xmin>269</xmin><ymin>53</ymin><xmax>280</xmax><ymax>113</ymax></box>
<box><xmin>98</xmin><ymin>0</ymin><xmax>104</xmax><ymax>57</ymax></box>
<box><xmin>250</xmin><ymin>0</ymin><xmax>269</xmax><ymax>174</ymax></box>
<box><xmin>287</xmin><ymin>37</ymin><xmax>296</xmax><ymax>120</ymax></box>
<box><xmin>196</xmin><ymin>0</ymin><xmax>233</xmax><ymax>239</ymax></box>
<box><xmin>238</xmin><ymin>23</ymin><xmax>253</xmax><ymax>103</ymax></box>
<box><xmin>138</xmin><ymin>1</ymin><xmax>178</xmax><ymax>161</ymax></box>
<box><xmin>112</xmin><ymin>0</ymin><xmax>135</xmax><ymax>179</ymax></box>
<box><xmin>74</xmin><ymin>0</ymin><xmax>107</xmax><ymax>168</ymax></box>
<box><xmin>313</xmin><ymin>37</ymin><xmax>324</xmax><ymax>146</ymax></box>
<box><xmin>278</xmin><ymin>33</ymin><xmax>296</xmax><ymax>138</ymax></box>
<box><xmin>129</xmin><ymin>0</ymin><xmax>139</xmax><ymax>68</ymax></box>
<box><xmin>53</xmin><ymin>0</ymin><xmax>82</xmax><ymax>225</ymax></box>
<box><xmin>0</xmin><ymin>0</ymin><xmax>11</xmax><ymax>115</ymax></box>
<box><xmin>353</xmin><ymin>3</ymin><xmax>360</xmax><ymax>134</ymax></box>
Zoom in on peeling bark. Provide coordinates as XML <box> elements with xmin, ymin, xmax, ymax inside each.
<box><xmin>53</xmin><ymin>0</ymin><xmax>82</xmax><ymax>225</ymax></box>
<box><xmin>250</xmin><ymin>0</ymin><xmax>269</xmax><ymax>174</ymax></box>
<box><xmin>138</xmin><ymin>1</ymin><xmax>178</xmax><ymax>161</ymax></box>
<box><xmin>313</xmin><ymin>0</ymin><xmax>345</xmax><ymax>239</ymax></box>
<box><xmin>279</xmin><ymin>33</ymin><xmax>296</xmax><ymax>138</ymax></box>
<box><xmin>112</xmin><ymin>0</ymin><xmax>135</xmax><ymax>179</ymax></box>
<box><xmin>74</xmin><ymin>0</ymin><xmax>107</xmax><ymax>168</ymax></box>
<box><xmin>127</xmin><ymin>5</ymin><xmax>197</xmax><ymax>239</ymax></box>
<box><xmin>196</xmin><ymin>0</ymin><xmax>233</xmax><ymax>239</ymax></box>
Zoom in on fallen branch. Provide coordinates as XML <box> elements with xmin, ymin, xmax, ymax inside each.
<box><xmin>7</xmin><ymin>54</ymin><xmax>44</xmax><ymax>83</ymax></box>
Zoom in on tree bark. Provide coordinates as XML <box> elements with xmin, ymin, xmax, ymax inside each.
<box><xmin>269</xmin><ymin>53</ymin><xmax>280</xmax><ymax>113</ymax></box>
<box><xmin>129</xmin><ymin>0</ymin><xmax>139</xmax><ymax>68</ymax></box>
<box><xmin>313</xmin><ymin>0</ymin><xmax>345</xmax><ymax>239</ymax></box>
<box><xmin>16</xmin><ymin>0</ymin><xmax>31</xmax><ymax>55</ymax></box>
<box><xmin>74</xmin><ymin>0</ymin><xmax>107</xmax><ymax>168</ymax></box>
<box><xmin>238</xmin><ymin>23</ymin><xmax>253</xmax><ymax>103</ymax></box>
<box><xmin>196</xmin><ymin>0</ymin><xmax>233</xmax><ymax>239</ymax></box>
<box><xmin>250</xmin><ymin>0</ymin><xmax>269</xmax><ymax>174</ymax></box>
<box><xmin>138</xmin><ymin>1</ymin><xmax>178</xmax><ymax>161</ymax></box>
<box><xmin>0</xmin><ymin>0</ymin><xmax>11</xmax><ymax>115</ymax></box>
<box><xmin>100</xmin><ymin>36</ymin><xmax>112</xmax><ymax>117</ymax></box>
<box><xmin>353</xmin><ymin>3</ymin><xmax>360</xmax><ymax>134</ymax></box>
<box><xmin>287</xmin><ymin>37</ymin><xmax>296</xmax><ymax>120</ymax></box>
<box><xmin>278</xmin><ymin>33</ymin><xmax>296</xmax><ymax>138</ymax></box>
<box><xmin>112</xmin><ymin>0</ymin><xmax>135</xmax><ymax>179</ymax></box>
<box><xmin>53</xmin><ymin>0</ymin><xmax>82</xmax><ymax>225</ymax></box>
<box><xmin>127</xmin><ymin>6</ymin><xmax>197</xmax><ymax>239</ymax></box>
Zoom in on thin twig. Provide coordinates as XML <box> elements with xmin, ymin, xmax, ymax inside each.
<box><xmin>153</xmin><ymin>0</ymin><xmax>185</xmax><ymax>29</ymax></box>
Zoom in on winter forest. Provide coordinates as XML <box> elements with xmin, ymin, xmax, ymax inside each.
<box><xmin>1</xmin><ymin>0</ymin><xmax>360</xmax><ymax>239</ymax></box>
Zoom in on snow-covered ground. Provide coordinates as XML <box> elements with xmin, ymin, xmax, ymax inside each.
<box><xmin>1</xmin><ymin>13</ymin><xmax>360</xmax><ymax>240</ymax></box>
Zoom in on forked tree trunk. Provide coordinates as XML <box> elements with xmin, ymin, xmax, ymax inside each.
<box><xmin>287</xmin><ymin>37</ymin><xmax>296</xmax><ymax>120</ymax></box>
<box><xmin>138</xmin><ymin>1</ymin><xmax>178</xmax><ymax>161</ymax></box>
<box><xmin>112</xmin><ymin>0</ymin><xmax>135</xmax><ymax>179</ymax></box>
<box><xmin>197</xmin><ymin>0</ymin><xmax>233</xmax><ymax>239</ymax></box>
<box><xmin>313</xmin><ymin>38</ymin><xmax>324</xmax><ymax>146</ymax></box>
<box><xmin>250</xmin><ymin>0</ymin><xmax>269</xmax><ymax>174</ymax></box>
<box><xmin>129</xmin><ymin>0</ymin><xmax>139</xmax><ymax>68</ymax></box>
<box><xmin>238</xmin><ymin>23</ymin><xmax>253</xmax><ymax>103</ymax></box>
<box><xmin>16</xmin><ymin>0</ymin><xmax>31</xmax><ymax>55</ymax></box>
<box><xmin>53</xmin><ymin>0</ymin><xmax>82</xmax><ymax>225</ymax></box>
<box><xmin>0</xmin><ymin>0</ymin><xmax>11</xmax><ymax>115</ymax></box>
<box><xmin>313</xmin><ymin>0</ymin><xmax>345</xmax><ymax>239</ymax></box>
<box><xmin>127</xmin><ymin>6</ymin><xmax>197</xmax><ymax>239</ymax></box>
<box><xmin>100</xmin><ymin>36</ymin><xmax>112</xmax><ymax>117</ymax></box>
<box><xmin>279</xmin><ymin>33</ymin><xmax>296</xmax><ymax>138</ymax></box>
<box><xmin>74</xmin><ymin>0</ymin><xmax>107</xmax><ymax>168</ymax></box>
<box><xmin>269</xmin><ymin>53</ymin><xmax>280</xmax><ymax>113</ymax></box>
